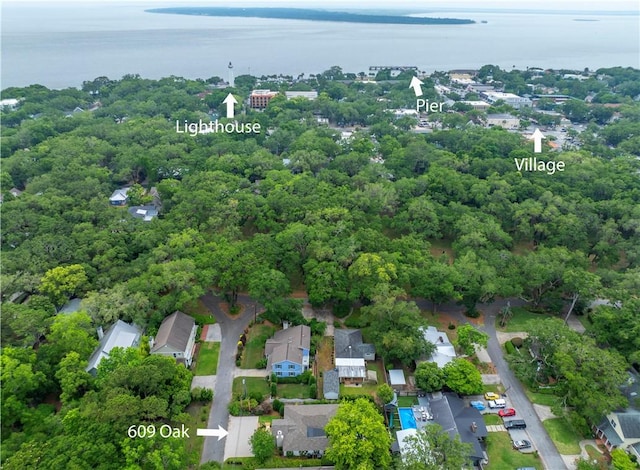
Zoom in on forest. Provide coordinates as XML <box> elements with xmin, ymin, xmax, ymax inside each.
<box><xmin>1</xmin><ymin>65</ymin><xmax>639</xmax><ymax>468</ymax></box>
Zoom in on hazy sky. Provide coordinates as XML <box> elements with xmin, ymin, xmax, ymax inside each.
<box><xmin>3</xmin><ymin>0</ymin><xmax>638</xmax><ymax>9</ymax></box>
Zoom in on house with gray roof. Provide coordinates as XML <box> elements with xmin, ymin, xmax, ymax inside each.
<box><xmin>265</xmin><ymin>324</ymin><xmax>310</xmax><ymax>378</ymax></box>
<box><xmin>334</xmin><ymin>329</ymin><xmax>375</xmax><ymax>361</ymax></box>
<box><xmin>322</xmin><ymin>369</ymin><xmax>339</xmax><ymax>400</ymax></box>
<box><xmin>333</xmin><ymin>329</ymin><xmax>375</xmax><ymax>384</ymax></box>
<box><xmin>594</xmin><ymin>370</ymin><xmax>640</xmax><ymax>458</ymax></box>
<box><xmin>128</xmin><ymin>205</ymin><xmax>158</xmax><ymax>222</ymax></box>
<box><xmin>150</xmin><ymin>311</ymin><xmax>198</xmax><ymax>367</ymax></box>
<box><xmin>109</xmin><ymin>187</ymin><xmax>130</xmax><ymax>206</ymax></box>
<box><xmin>272</xmin><ymin>404</ymin><xmax>338</xmax><ymax>457</ymax></box>
<box><xmin>86</xmin><ymin>320</ymin><xmax>142</xmax><ymax>375</ymax></box>
<box><xmin>429</xmin><ymin>392</ymin><xmax>488</xmax><ymax>465</ymax></box>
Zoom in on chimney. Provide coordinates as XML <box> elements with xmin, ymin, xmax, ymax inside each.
<box><xmin>439</xmin><ymin>336</ymin><xmax>444</xmax><ymax>343</ymax></box>
<box><xmin>97</xmin><ymin>326</ymin><xmax>104</xmax><ymax>339</ymax></box>
<box><xmin>471</xmin><ymin>422</ymin><xmax>478</xmax><ymax>433</ymax></box>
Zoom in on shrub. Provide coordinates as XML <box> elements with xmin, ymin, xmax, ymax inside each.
<box><xmin>465</xmin><ymin>308</ymin><xmax>480</xmax><ymax>318</ymax></box>
<box><xmin>250</xmin><ymin>391</ymin><xmax>264</xmax><ymax>403</ymax></box>
<box><xmin>191</xmin><ymin>387</ymin><xmax>214</xmax><ymax>402</ymax></box>
<box><xmin>272</xmin><ymin>399</ymin><xmax>283</xmax><ymax>414</ymax></box>
<box><xmin>235</xmin><ymin>359</ymin><xmax>241</xmax><ymax>367</ymax></box>
<box><xmin>333</xmin><ymin>301</ymin><xmax>351</xmax><ymax>318</ymax></box>
<box><xmin>256</xmin><ymin>357</ymin><xmax>268</xmax><ymax>369</ymax></box>
<box><xmin>448</xmin><ymin>322</ymin><xmax>456</xmax><ymax>330</ymax></box>
<box><xmin>511</xmin><ymin>337</ymin><xmax>524</xmax><ymax>348</ymax></box>
<box><xmin>309</xmin><ymin>384</ymin><xmax>317</xmax><ymax>399</ymax></box>
<box><xmin>344</xmin><ymin>316</ymin><xmax>363</xmax><ymax>328</ymax></box>
<box><xmin>505</xmin><ymin>341</ymin><xmax>516</xmax><ymax>355</ymax></box>
<box><xmin>270</xmin><ymin>383</ymin><xmax>277</xmax><ymax>397</ymax></box>
<box><xmin>333</xmin><ymin>320</ymin><xmax>342</xmax><ymax>328</ymax></box>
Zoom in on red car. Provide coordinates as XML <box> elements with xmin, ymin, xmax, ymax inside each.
<box><xmin>499</xmin><ymin>408</ymin><xmax>516</xmax><ymax>417</ymax></box>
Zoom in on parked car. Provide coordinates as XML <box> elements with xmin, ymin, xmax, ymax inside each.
<box><xmin>484</xmin><ymin>392</ymin><xmax>500</xmax><ymax>400</ymax></box>
<box><xmin>498</xmin><ymin>408</ymin><xmax>516</xmax><ymax>417</ymax></box>
<box><xmin>504</xmin><ymin>419</ymin><xmax>527</xmax><ymax>429</ymax></box>
<box><xmin>470</xmin><ymin>400</ymin><xmax>486</xmax><ymax>410</ymax></box>
<box><xmin>513</xmin><ymin>440</ymin><xmax>532</xmax><ymax>450</ymax></box>
<box><xmin>488</xmin><ymin>399</ymin><xmax>507</xmax><ymax>408</ymax></box>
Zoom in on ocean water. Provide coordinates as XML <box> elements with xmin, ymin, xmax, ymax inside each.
<box><xmin>2</xmin><ymin>2</ymin><xmax>639</xmax><ymax>89</ymax></box>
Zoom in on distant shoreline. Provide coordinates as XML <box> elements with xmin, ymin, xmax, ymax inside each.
<box><xmin>145</xmin><ymin>7</ymin><xmax>475</xmax><ymax>25</ymax></box>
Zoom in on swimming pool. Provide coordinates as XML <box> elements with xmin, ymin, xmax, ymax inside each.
<box><xmin>398</xmin><ymin>407</ymin><xmax>417</xmax><ymax>430</ymax></box>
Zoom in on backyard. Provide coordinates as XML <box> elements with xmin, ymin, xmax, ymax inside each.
<box><xmin>277</xmin><ymin>383</ymin><xmax>313</xmax><ymax>399</ymax></box>
<box><xmin>232</xmin><ymin>377</ymin><xmax>270</xmax><ymax>398</ymax></box>
<box><xmin>241</xmin><ymin>323</ymin><xmax>275</xmax><ymax>369</ymax></box>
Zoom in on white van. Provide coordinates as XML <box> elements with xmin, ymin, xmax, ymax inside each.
<box><xmin>488</xmin><ymin>399</ymin><xmax>506</xmax><ymax>408</ymax></box>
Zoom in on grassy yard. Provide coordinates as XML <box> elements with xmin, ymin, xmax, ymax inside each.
<box><xmin>339</xmin><ymin>383</ymin><xmax>378</xmax><ymax>397</ymax></box>
<box><xmin>484</xmin><ymin>383</ymin><xmax>505</xmax><ymax>395</ymax></box>
<box><xmin>543</xmin><ymin>417</ymin><xmax>581</xmax><ymax>454</ymax></box>
<box><xmin>222</xmin><ymin>457</ymin><xmax>322</xmax><ymax>469</ymax></box>
<box><xmin>241</xmin><ymin>323</ymin><xmax>275</xmax><ymax>369</ymax></box>
<box><xmin>185</xmin><ymin>402</ymin><xmax>211</xmax><ymax>464</ymax></box>
<box><xmin>485</xmin><ymin>431</ymin><xmax>542</xmax><ymax>470</ymax></box>
<box><xmin>524</xmin><ymin>388</ymin><xmax>563</xmax><ymax>408</ymax></box>
<box><xmin>182</xmin><ymin>299</ymin><xmax>216</xmax><ymax>325</ymax></box>
<box><xmin>258</xmin><ymin>413</ymin><xmax>280</xmax><ymax>425</ymax></box>
<box><xmin>397</xmin><ymin>396</ymin><xmax>417</xmax><ymax>407</ymax></box>
<box><xmin>277</xmin><ymin>383</ymin><xmax>312</xmax><ymax>399</ymax></box>
<box><xmin>195</xmin><ymin>342</ymin><xmax>220</xmax><ymax>375</ymax></box>
<box><xmin>497</xmin><ymin>307</ymin><xmax>556</xmax><ymax>333</ymax></box>
<box><xmin>483</xmin><ymin>414</ymin><xmax>503</xmax><ymax>425</ymax></box>
<box><xmin>584</xmin><ymin>444</ymin><xmax>608</xmax><ymax>468</ymax></box>
<box><xmin>232</xmin><ymin>377</ymin><xmax>270</xmax><ymax>398</ymax></box>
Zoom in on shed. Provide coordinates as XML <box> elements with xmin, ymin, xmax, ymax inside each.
<box><xmin>389</xmin><ymin>369</ymin><xmax>407</xmax><ymax>389</ymax></box>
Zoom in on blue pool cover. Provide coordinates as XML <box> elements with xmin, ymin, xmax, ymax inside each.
<box><xmin>398</xmin><ymin>407</ymin><xmax>417</xmax><ymax>429</ymax></box>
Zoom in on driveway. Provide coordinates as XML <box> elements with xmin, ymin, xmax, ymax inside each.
<box><xmin>224</xmin><ymin>416</ymin><xmax>259</xmax><ymax>459</ymax></box>
<box><xmin>199</xmin><ymin>293</ymin><xmax>263</xmax><ymax>465</ymax></box>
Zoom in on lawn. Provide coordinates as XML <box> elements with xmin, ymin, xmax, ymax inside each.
<box><xmin>277</xmin><ymin>383</ymin><xmax>312</xmax><ymax>399</ymax></box>
<box><xmin>485</xmin><ymin>431</ymin><xmax>542</xmax><ymax>470</ymax></box>
<box><xmin>524</xmin><ymin>388</ymin><xmax>563</xmax><ymax>408</ymax></box>
<box><xmin>483</xmin><ymin>414</ymin><xmax>503</xmax><ymax>425</ymax></box>
<box><xmin>195</xmin><ymin>342</ymin><xmax>220</xmax><ymax>375</ymax></box>
<box><xmin>232</xmin><ymin>377</ymin><xmax>270</xmax><ymax>398</ymax></box>
<box><xmin>241</xmin><ymin>323</ymin><xmax>275</xmax><ymax>369</ymax></box>
<box><xmin>339</xmin><ymin>383</ymin><xmax>378</xmax><ymax>397</ymax></box>
<box><xmin>484</xmin><ymin>383</ymin><xmax>505</xmax><ymax>395</ymax></box>
<box><xmin>185</xmin><ymin>402</ymin><xmax>211</xmax><ymax>464</ymax></box>
<box><xmin>543</xmin><ymin>417</ymin><xmax>581</xmax><ymax>454</ymax></box>
<box><xmin>182</xmin><ymin>299</ymin><xmax>216</xmax><ymax>325</ymax></box>
<box><xmin>397</xmin><ymin>396</ymin><xmax>417</xmax><ymax>407</ymax></box>
<box><xmin>222</xmin><ymin>457</ymin><xmax>322</xmax><ymax>469</ymax></box>
<box><xmin>497</xmin><ymin>307</ymin><xmax>555</xmax><ymax>333</ymax></box>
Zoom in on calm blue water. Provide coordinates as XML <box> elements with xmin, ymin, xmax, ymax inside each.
<box><xmin>399</xmin><ymin>407</ymin><xmax>417</xmax><ymax>430</ymax></box>
<box><xmin>2</xmin><ymin>2</ymin><xmax>639</xmax><ymax>89</ymax></box>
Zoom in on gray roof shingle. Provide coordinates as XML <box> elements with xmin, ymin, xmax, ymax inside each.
<box><xmin>271</xmin><ymin>404</ymin><xmax>338</xmax><ymax>454</ymax></box>
<box><xmin>334</xmin><ymin>329</ymin><xmax>375</xmax><ymax>359</ymax></box>
<box><xmin>151</xmin><ymin>311</ymin><xmax>195</xmax><ymax>354</ymax></box>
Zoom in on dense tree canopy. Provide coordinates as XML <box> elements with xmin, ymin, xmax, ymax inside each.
<box><xmin>2</xmin><ymin>66</ymin><xmax>639</xmax><ymax>467</ymax></box>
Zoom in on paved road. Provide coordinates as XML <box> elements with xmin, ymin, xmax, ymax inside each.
<box><xmin>199</xmin><ymin>293</ymin><xmax>262</xmax><ymax>465</ymax></box>
<box><xmin>480</xmin><ymin>299</ymin><xmax>567</xmax><ymax>470</ymax></box>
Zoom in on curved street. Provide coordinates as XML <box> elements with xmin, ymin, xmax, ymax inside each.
<box><xmin>199</xmin><ymin>292</ymin><xmax>262</xmax><ymax>465</ymax></box>
<box><xmin>480</xmin><ymin>299</ymin><xmax>568</xmax><ymax>470</ymax></box>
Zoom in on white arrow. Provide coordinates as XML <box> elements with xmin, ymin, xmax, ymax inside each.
<box><xmin>197</xmin><ymin>425</ymin><xmax>229</xmax><ymax>441</ymax></box>
<box><xmin>531</xmin><ymin>128</ymin><xmax>545</xmax><ymax>153</ymax></box>
<box><xmin>222</xmin><ymin>93</ymin><xmax>238</xmax><ymax>119</ymax></box>
<box><xmin>409</xmin><ymin>76</ymin><xmax>424</xmax><ymax>97</ymax></box>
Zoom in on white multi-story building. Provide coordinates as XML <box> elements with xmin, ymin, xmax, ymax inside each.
<box><xmin>482</xmin><ymin>91</ymin><xmax>532</xmax><ymax>109</ymax></box>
